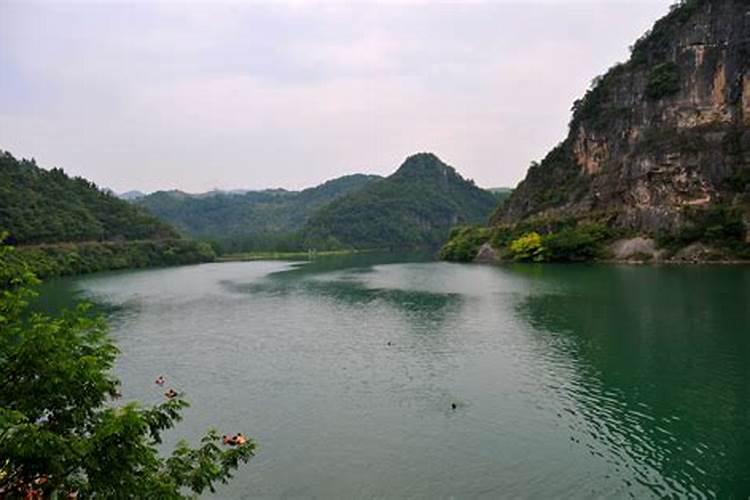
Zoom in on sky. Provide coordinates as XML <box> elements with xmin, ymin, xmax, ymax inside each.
<box><xmin>0</xmin><ymin>0</ymin><xmax>674</xmax><ymax>194</ymax></box>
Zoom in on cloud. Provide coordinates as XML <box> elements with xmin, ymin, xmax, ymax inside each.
<box><xmin>0</xmin><ymin>0</ymin><xmax>673</xmax><ymax>192</ymax></box>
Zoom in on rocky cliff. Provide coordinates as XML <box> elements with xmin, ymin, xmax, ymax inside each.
<box><xmin>496</xmin><ymin>0</ymin><xmax>750</xmax><ymax>242</ymax></box>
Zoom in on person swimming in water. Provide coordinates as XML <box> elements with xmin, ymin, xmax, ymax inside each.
<box><xmin>155</xmin><ymin>375</ymin><xmax>166</xmax><ymax>386</ymax></box>
<box><xmin>164</xmin><ymin>389</ymin><xmax>178</xmax><ymax>399</ymax></box>
<box><xmin>235</xmin><ymin>433</ymin><xmax>247</xmax><ymax>445</ymax></box>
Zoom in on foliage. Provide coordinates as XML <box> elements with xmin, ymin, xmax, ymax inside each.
<box><xmin>491</xmin><ymin>142</ymin><xmax>588</xmax><ymax>224</ymax></box>
<box><xmin>12</xmin><ymin>240</ymin><xmax>215</xmax><ymax>280</ymax></box>
<box><xmin>543</xmin><ymin>223</ymin><xmax>610</xmax><ymax>261</ymax></box>
<box><xmin>439</xmin><ymin>226</ymin><xmax>491</xmax><ymax>262</ymax></box>
<box><xmin>0</xmin><ymin>241</ymin><xmax>255</xmax><ymax>498</ymax></box>
<box><xmin>569</xmin><ymin>65</ymin><xmax>629</xmax><ymax>132</ymax></box>
<box><xmin>645</xmin><ymin>62</ymin><xmax>681</xmax><ymax>100</ymax></box>
<box><xmin>0</xmin><ymin>152</ymin><xmax>178</xmax><ymax>245</ymax></box>
<box><xmin>657</xmin><ymin>205</ymin><xmax>749</xmax><ymax>257</ymax></box>
<box><xmin>509</xmin><ymin>232</ymin><xmax>547</xmax><ymax>262</ymax></box>
<box><xmin>303</xmin><ymin>153</ymin><xmax>498</xmax><ymax>250</ymax></box>
<box><xmin>136</xmin><ymin>175</ymin><xmax>381</xmax><ymax>253</ymax></box>
<box><xmin>442</xmin><ymin>218</ymin><xmax>613</xmax><ymax>263</ymax></box>
<box><xmin>630</xmin><ymin>0</ymin><xmax>706</xmax><ymax>64</ymax></box>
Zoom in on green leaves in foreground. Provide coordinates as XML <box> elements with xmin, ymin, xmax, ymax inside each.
<box><xmin>0</xmin><ymin>241</ymin><xmax>256</xmax><ymax>498</ymax></box>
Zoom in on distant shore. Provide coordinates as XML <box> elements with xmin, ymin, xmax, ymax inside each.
<box><xmin>217</xmin><ymin>249</ymin><xmax>367</xmax><ymax>262</ymax></box>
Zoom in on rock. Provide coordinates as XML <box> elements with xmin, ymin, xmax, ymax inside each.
<box><xmin>495</xmin><ymin>0</ymin><xmax>750</xmax><ymax>241</ymax></box>
<box><xmin>609</xmin><ymin>237</ymin><xmax>663</xmax><ymax>261</ymax></box>
<box><xmin>474</xmin><ymin>242</ymin><xmax>499</xmax><ymax>263</ymax></box>
<box><xmin>671</xmin><ymin>242</ymin><xmax>723</xmax><ymax>263</ymax></box>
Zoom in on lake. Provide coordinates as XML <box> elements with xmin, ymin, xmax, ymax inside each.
<box><xmin>39</xmin><ymin>254</ymin><xmax>750</xmax><ymax>499</ymax></box>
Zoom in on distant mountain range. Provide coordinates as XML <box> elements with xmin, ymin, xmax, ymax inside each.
<box><xmin>131</xmin><ymin>153</ymin><xmax>503</xmax><ymax>252</ymax></box>
<box><xmin>135</xmin><ymin>174</ymin><xmax>383</xmax><ymax>252</ymax></box>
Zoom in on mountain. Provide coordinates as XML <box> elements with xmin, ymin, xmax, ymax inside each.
<box><xmin>447</xmin><ymin>0</ymin><xmax>749</xmax><ymax>263</ymax></box>
<box><xmin>302</xmin><ymin>153</ymin><xmax>499</xmax><ymax>249</ymax></box>
<box><xmin>118</xmin><ymin>190</ymin><xmax>147</xmax><ymax>201</ymax></box>
<box><xmin>487</xmin><ymin>187</ymin><xmax>514</xmax><ymax>205</ymax></box>
<box><xmin>0</xmin><ymin>151</ymin><xmax>180</xmax><ymax>245</ymax></box>
<box><xmin>0</xmin><ymin>151</ymin><xmax>214</xmax><ymax>277</ymax></box>
<box><xmin>135</xmin><ymin>174</ymin><xmax>382</xmax><ymax>252</ymax></box>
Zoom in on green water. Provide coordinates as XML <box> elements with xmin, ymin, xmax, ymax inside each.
<box><xmin>40</xmin><ymin>254</ymin><xmax>750</xmax><ymax>498</ymax></box>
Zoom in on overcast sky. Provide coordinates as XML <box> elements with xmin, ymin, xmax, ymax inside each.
<box><xmin>1</xmin><ymin>0</ymin><xmax>673</xmax><ymax>193</ymax></box>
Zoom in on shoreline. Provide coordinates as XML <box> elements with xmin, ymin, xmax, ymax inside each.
<box><xmin>217</xmin><ymin>249</ymin><xmax>369</xmax><ymax>262</ymax></box>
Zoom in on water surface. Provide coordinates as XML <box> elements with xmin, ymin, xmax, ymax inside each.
<box><xmin>42</xmin><ymin>254</ymin><xmax>750</xmax><ymax>498</ymax></box>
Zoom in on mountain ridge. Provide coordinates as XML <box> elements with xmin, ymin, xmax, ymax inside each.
<box><xmin>135</xmin><ymin>173</ymin><xmax>383</xmax><ymax>252</ymax></box>
<box><xmin>303</xmin><ymin>153</ymin><xmax>498</xmax><ymax>249</ymax></box>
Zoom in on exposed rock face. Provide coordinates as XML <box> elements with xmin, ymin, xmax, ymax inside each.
<box><xmin>496</xmin><ymin>0</ymin><xmax>750</xmax><ymax>236</ymax></box>
<box><xmin>474</xmin><ymin>242</ymin><xmax>499</xmax><ymax>263</ymax></box>
<box><xmin>609</xmin><ymin>237</ymin><xmax>664</xmax><ymax>261</ymax></box>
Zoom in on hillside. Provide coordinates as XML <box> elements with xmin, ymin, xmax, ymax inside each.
<box><xmin>446</xmin><ymin>0</ymin><xmax>750</xmax><ymax>263</ymax></box>
<box><xmin>0</xmin><ymin>151</ymin><xmax>180</xmax><ymax>244</ymax></box>
<box><xmin>0</xmin><ymin>151</ymin><xmax>214</xmax><ymax>276</ymax></box>
<box><xmin>136</xmin><ymin>174</ymin><xmax>381</xmax><ymax>252</ymax></box>
<box><xmin>303</xmin><ymin>153</ymin><xmax>499</xmax><ymax>249</ymax></box>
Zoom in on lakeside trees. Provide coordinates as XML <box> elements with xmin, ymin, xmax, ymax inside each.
<box><xmin>0</xmin><ymin>242</ymin><xmax>254</xmax><ymax>498</ymax></box>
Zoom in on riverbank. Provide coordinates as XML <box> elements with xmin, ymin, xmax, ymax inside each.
<box><xmin>10</xmin><ymin>239</ymin><xmax>216</xmax><ymax>279</ymax></box>
<box><xmin>217</xmin><ymin>248</ymin><xmax>369</xmax><ymax>262</ymax></box>
<box><xmin>441</xmin><ymin>225</ymin><xmax>750</xmax><ymax>265</ymax></box>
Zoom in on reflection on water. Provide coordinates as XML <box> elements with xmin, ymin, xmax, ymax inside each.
<box><xmin>38</xmin><ymin>256</ymin><xmax>750</xmax><ymax>498</ymax></box>
<box><xmin>514</xmin><ymin>264</ymin><xmax>750</xmax><ymax>498</ymax></box>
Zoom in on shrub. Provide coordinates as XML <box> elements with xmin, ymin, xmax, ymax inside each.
<box><xmin>645</xmin><ymin>62</ymin><xmax>680</xmax><ymax>100</ymax></box>
<box><xmin>509</xmin><ymin>232</ymin><xmax>547</xmax><ymax>262</ymax></box>
<box><xmin>543</xmin><ymin>223</ymin><xmax>610</xmax><ymax>261</ymax></box>
<box><xmin>658</xmin><ymin>205</ymin><xmax>746</xmax><ymax>252</ymax></box>
<box><xmin>440</xmin><ymin>226</ymin><xmax>491</xmax><ymax>262</ymax></box>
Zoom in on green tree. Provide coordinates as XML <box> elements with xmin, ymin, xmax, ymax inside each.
<box><xmin>509</xmin><ymin>232</ymin><xmax>547</xmax><ymax>262</ymax></box>
<box><xmin>0</xmin><ymin>241</ymin><xmax>255</xmax><ymax>499</ymax></box>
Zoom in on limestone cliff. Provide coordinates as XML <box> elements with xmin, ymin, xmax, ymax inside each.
<box><xmin>496</xmin><ymin>0</ymin><xmax>750</xmax><ymax>239</ymax></box>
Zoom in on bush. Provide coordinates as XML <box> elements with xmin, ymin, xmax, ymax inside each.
<box><xmin>439</xmin><ymin>226</ymin><xmax>491</xmax><ymax>262</ymax></box>
<box><xmin>645</xmin><ymin>62</ymin><xmax>680</xmax><ymax>100</ymax></box>
<box><xmin>543</xmin><ymin>223</ymin><xmax>610</xmax><ymax>261</ymax></box>
<box><xmin>509</xmin><ymin>232</ymin><xmax>547</xmax><ymax>262</ymax></box>
<box><xmin>658</xmin><ymin>205</ymin><xmax>748</xmax><ymax>255</ymax></box>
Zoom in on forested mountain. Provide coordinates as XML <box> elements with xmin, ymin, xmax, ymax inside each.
<box><xmin>0</xmin><ymin>151</ymin><xmax>178</xmax><ymax>244</ymax></box>
<box><xmin>302</xmin><ymin>153</ymin><xmax>498</xmax><ymax>249</ymax></box>
<box><xmin>135</xmin><ymin>174</ymin><xmax>381</xmax><ymax>252</ymax></box>
<box><xmin>0</xmin><ymin>151</ymin><xmax>214</xmax><ymax>277</ymax></box>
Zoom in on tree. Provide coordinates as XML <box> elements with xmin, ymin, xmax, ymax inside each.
<box><xmin>509</xmin><ymin>232</ymin><xmax>547</xmax><ymax>262</ymax></box>
<box><xmin>0</xmin><ymin>240</ymin><xmax>255</xmax><ymax>498</ymax></box>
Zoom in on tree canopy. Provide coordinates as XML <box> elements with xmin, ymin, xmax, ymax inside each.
<box><xmin>0</xmin><ymin>241</ymin><xmax>255</xmax><ymax>498</ymax></box>
<box><xmin>0</xmin><ymin>151</ymin><xmax>179</xmax><ymax>245</ymax></box>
